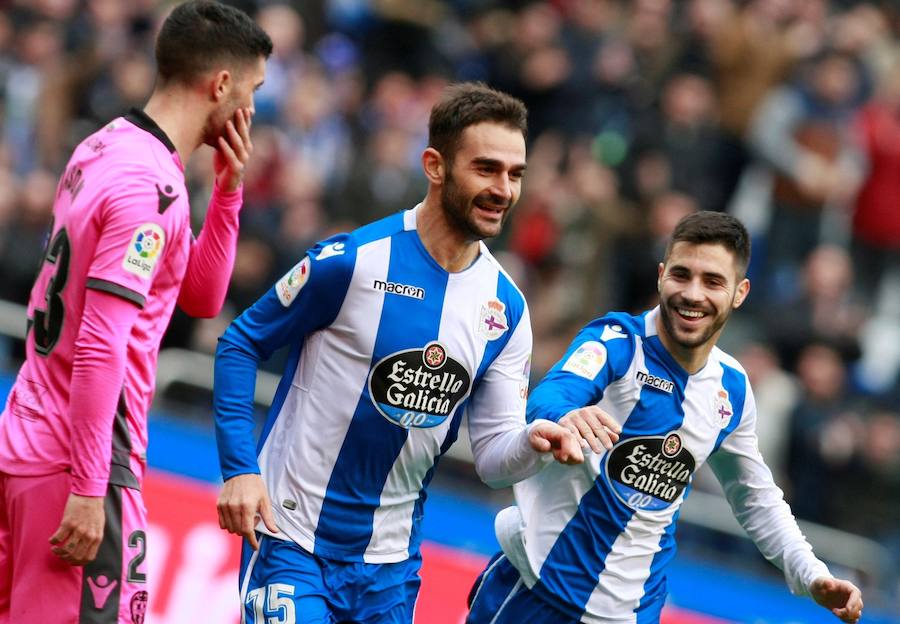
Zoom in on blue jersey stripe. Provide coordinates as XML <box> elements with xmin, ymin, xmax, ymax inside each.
<box><xmin>711</xmin><ymin>363</ymin><xmax>747</xmax><ymax>453</ymax></box>
<box><xmin>257</xmin><ymin>341</ymin><xmax>304</xmax><ymax>454</ymax></box>
<box><xmin>535</xmin><ymin>468</ymin><xmax>634</xmax><ymax>615</ymax></box>
<box><xmin>314</xmin><ymin>229</ymin><xmax>450</xmax><ymax>559</ymax></box>
<box><xmin>352</xmin><ymin>211</ymin><xmax>405</xmax><ymax>246</ymax></box>
<box><xmin>637</xmin><ymin>483</ymin><xmax>690</xmax><ymax>615</ymax></box>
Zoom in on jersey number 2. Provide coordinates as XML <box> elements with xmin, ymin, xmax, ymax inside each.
<box><xmin>31</xmin><ymin>227</ymin><xmax>71</xmax><ymax>356</ymax></box>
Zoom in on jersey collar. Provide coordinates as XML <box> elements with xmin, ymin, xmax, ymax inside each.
<box><xmin>125</xmin><ymin>107</ymin><xmax>177</xmax><ymax>154</ymax></box>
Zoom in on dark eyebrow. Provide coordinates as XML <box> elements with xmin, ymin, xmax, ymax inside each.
<box><xmin>668</xmin><ymin>264</ymin><xmax>729</xmax><ymax>282</ymax></box>
<box><xmin>472</xmin><ymin>157</ymin><xmax>527</xmax><ymax>172</ymax></box>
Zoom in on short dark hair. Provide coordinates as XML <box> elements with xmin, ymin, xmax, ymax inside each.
<box><xmin>665</xmin><ymin>211</ymin><xmax>751</xmax><ymax>277</ymax></box>
<box><xmin>155</xmin><ymin>1</ymin><xmax>273</xmax><ymax>85</ymax></box>
<box><xmin>428</xmin><ymin>82</ymin><xmax>527</xmax><ymax>164</ymax></box>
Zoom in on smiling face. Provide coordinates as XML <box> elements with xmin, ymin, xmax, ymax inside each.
<box><xmin>657</xmin><ymin>241</ymin><xmax>750</xmax><ymax>358</ymax></box>
<box><xmin>439</xmin><ymin>121</ymin><xmax>527</xmax><ymax>241</ymax></box>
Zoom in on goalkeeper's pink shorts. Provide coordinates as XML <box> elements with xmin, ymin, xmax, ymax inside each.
<box><xmin>0</xmin><ymin>470</ymin><xmax>149</xmax><ymax>623</ymax></box>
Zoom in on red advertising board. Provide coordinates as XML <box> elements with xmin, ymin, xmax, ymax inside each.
<box><xmin>143</xmin><ymin>470</ymin><xmax>729</xmax><ymax>624</ymax></box>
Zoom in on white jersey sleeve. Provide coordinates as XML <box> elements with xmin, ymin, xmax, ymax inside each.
<box><xmin>467</xmin><ymin>305</ymin><xmax>551</xmax><ymax>488</ymax></box>
<box><xmin>708</xmin><ymin>380</ymin><xmax>832</xmax><ymax>596</ymax></box>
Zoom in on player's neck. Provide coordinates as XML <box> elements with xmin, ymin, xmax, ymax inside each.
<box><xmin>142</xmin><ymin>89</ymin><xmax>206</xmax><ymax>164</ymax></box>
<box><xmin>417</xmin><ymin>197</ymin><xmax>481</xmax><ymax>273</ymax></box>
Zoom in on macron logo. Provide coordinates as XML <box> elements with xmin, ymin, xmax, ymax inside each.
<box><xmin>373</xmin><ymin>279</ymin><xmax>425</xmax><ymax>300</ymax></box>
<box><xmin>636</xmin><ymin>370</ymin><xmax>674</xmax><ymax>394</ymax></box>
<box><xmin>87</xmin><ymin>575</ymin><xmax>118</xmax><ymax>609</ymax></box>
<box><xmin>316</xmin><ymin>242</ymin><xmax>345</xmax><ymax>260</ymax></box>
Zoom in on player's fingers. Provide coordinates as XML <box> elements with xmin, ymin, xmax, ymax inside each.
<box><xmin>216</xmin><ymin>502</ymin><xmax>227</xmax><ymax>530</ymax></box>
<box><xmin>259</xmin><ymin>496</ymin><xmax>279</xmax><ymax>534</ymax></box>
<box><xmin>236</xmin><ymin>108</ymin><xmax>253</xmax><ymax>151</ymax></box>
<box><xmin>49</xmin><ymin>523</ymin><xmax>72</xmax><ymax>545</ymax></box>
<box><xmin>222</xmin><ymin>499</ymin><xmax>243</xmax><ymax>535</ymax></box>
<box><xmin>217</xmin><ymin>135</ymin><xmax>240</xmax><ymax>170</ymax></box>
<box><xmin>240</xmin><ymin>504</ymin><xmax>260</xmax><ymax>546</ymax></box>
<box><xmin>571</xmin><ymin>417</ymin><xmax>603</xmax><ymax>454</ymax></box>
<box><xmin>225</xmin><ymin>119</ymin><xmax>249</xmax><ymax>164</ymax></box>
<box><xmin>555</xmin><ymin>433</ymin><xmax>584</xmax><ymax>465</ymax></box>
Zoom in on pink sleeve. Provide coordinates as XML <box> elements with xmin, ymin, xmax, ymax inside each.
<box><xmin>69</xmin><ymin>288</ymin><xmax>142</xmax><ymax>496</ymax></box>
<box><xmin>177</xmin><ymin>182</ymin><xmax>242</xmax><ymax>318</ymax></box>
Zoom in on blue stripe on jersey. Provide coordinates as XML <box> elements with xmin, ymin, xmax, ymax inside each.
<box><xmin>407</xmin><ymin>271</ymin><xmax>525</xmax><ymax>556</ymax></box>
<box><xmin>314</xmin><ymin>229</ymin><xmax>450</xmax><ymax>560</ymax></box>
<box><xmin>536</xmin><ymin>335</ymin><xmax>690</xmax><ymax>615</ymax></box>
<box><xmin>622</xmin><ymin>335</ymin><xmax>689</xmax><ymax>436</ymax></box>
<box><xmin>257</xmin><ymin>341</ymin><xmax>304</xmax><ymax>454</ymax></box>
<box><xmin>711</xmin><ymin>363</ymin><xmax>748</xmax><ymax>453</ymax></box>
<box><xmin>636</xmin><ymin>482</ymin><xmax>691</xmax><ymax>616</ymax></box>
<box><xmin>534</xmin><ymin>463</ymin><xmax>634</xmax><ymax>618</ymax></box>
<box><xmin>352</xmin><ymin>211</ymin><xmax>405</xmax><ymax>246</ymax></box>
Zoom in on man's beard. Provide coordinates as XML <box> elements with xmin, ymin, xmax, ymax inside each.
<box><xmin>201</xmin><ymin>103</ymin><xmax>237</xmax><ymax>148</ymax></box>
<box><xmin>658</xmin><ymin>295</ymin><xmax>732</xmax><ymax>350</ymax></box>
<box><xmin>440</xmin><ymin>169</ymin><xmax>510</xmax><ymax>241</ymax></box>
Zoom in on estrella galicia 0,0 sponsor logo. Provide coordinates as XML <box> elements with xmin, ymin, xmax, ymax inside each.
<box><xmin>368</xmin><ymin>342</ymin><xmax>471</xmax><ymax>428</ymax></box>
<box><xmin>605</xmin><ymin>433</ymin><xmax>695</xmax><ymax>511</ymax></box>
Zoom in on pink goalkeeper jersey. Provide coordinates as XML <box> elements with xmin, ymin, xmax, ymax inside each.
<box><xmin>0</xmin><ymin>110</ymin><xmax>199</xmax><ymax>490</ymax></box>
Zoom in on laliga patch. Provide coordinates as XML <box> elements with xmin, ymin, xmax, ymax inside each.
<box><xmin>122</xmin><ymin>223</ymin><xmax>165</xmax><ymax>279</ymax></box>
<box><xmin>714</xmin><ymin>389</ymin><xmax>733</xmax><ymax>428</ymax></box>
<box><xmin>478</xmin><ymin>299</ymin><xmax>508</xmax><ymax>340</ymax></box>
<box><xmin>276</xmin><ymin>256</ymin><xmax>311</xmax><ymax>307</ymax></box>
<box><xmin>562</xmin><ymin>340</ymin><xmax>607</xmax><ymax>380</ymax></box>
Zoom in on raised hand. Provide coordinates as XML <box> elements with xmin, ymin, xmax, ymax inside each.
<box><xmin>214</xmin><ymin>107</ymin><xmax>253</xmax><ymax>193</ymax></box>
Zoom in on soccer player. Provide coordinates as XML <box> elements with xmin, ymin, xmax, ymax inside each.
<box><xmin>0</xmin><ymin>2</ymin><xmax>271</xmax><ymax>622</ymax></box>
<box><xmin>214</xmin><ymin>82</ymin><xmax>590</xmax><ymax>623</ymax></box>
<box><xmin>467</xmin><ymin>212</ymin><xmax>865</xmax><ymax>624</ymax></box>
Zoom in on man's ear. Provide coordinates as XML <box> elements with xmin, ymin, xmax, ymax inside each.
<box><xmin>733</xmin><ymin>278</ymin><xmax>750</xmax><ymax>308</ymax></box>
<box><xmin>657</xmin><ymin>262</ymin><xmax>664</xmax><ymax>292</ymax></box>
<box><xmin>210</xmin><ymin>69</ymin><xmax>231</xmax><ymax>103</ymax></box>
<box><xmin>422</xmin><ymin>147</ymin><xmax>445</xmax><ymax>185</ymax></box>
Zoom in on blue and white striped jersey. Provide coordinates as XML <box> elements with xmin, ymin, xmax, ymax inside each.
<box><xmin>215</xmin><ymin>206</ymin><xmax>538</xmax><ymax>564</ymax></box>
<box><xmin>497</xmin><ymin>307</ymin><xmax>829</xmax><ymax>624</ymax></box>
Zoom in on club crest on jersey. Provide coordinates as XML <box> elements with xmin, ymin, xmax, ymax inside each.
<box><xmin>478</xmin><ymin>299</ymin><xmax>508</xmax><ymax>340</ymax></box>
<box><xmin>368</xmin><ymin>341</ymin><xmax>472</xmax><ymax>429</ymax></box>
<box><xmin>122</xmin><ymin>223</ymin><xmax>165</xmax><ymax>279</ymax></box>
<box><xmin>605</xmin><ymin>434</ymin><xmax>695</xmax><ymax>512</ymax></box>
<box><xmin>562</xmin><ymin>341</ymin><xmax>607</xmax><ymax>380</ymax></box>
<box><xmin>276</xmin><ymin>257</ymin><xmax>311</xmax><ymax>307</ymax></box>
<box><xmin>130</xmin><ymin>590</ymin><xmax>148</xmax><ymax>624</ymax></box>
<box><xmin>714</xmin><ymin>389</ymin><xmax>733</xmax><ymax>428</ymax></box>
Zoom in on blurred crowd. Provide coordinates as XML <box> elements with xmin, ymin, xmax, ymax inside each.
<box><xmin>0</xmin><ymin>0</ymin><xmax>899</xmax><ymax>600</ymax></box>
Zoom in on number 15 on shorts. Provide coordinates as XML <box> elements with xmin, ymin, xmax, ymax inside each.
<box><xmin>246</xmin><ymin>583</ymin><xmax>296</xmax><ymax>624</ymax></box>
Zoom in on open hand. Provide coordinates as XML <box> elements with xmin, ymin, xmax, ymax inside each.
<box><xmin>559</xmin><ymin>406</ymin><xmax>621</xmax><ymax>454</ymax></box>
